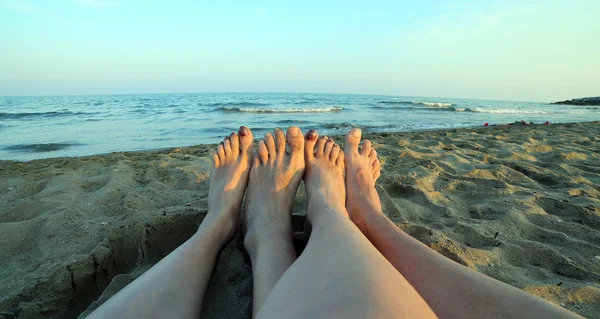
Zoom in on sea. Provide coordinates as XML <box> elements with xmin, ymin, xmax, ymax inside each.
<box><xmin>1</xmin><ymin>93</ymin><xmax>599</xmax><ymax>161</ymax></box>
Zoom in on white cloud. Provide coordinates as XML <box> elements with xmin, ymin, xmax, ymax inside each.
<box><xmin>73</xmin><ymin>0</ymin><xmax>118</xmax><ymax>9</ymax></box>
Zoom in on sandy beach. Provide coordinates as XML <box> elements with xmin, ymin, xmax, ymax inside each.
<box><xmin>1</xmin><ymin>122</ymin><xmax>599</xmax><ymax>318</ymax></box>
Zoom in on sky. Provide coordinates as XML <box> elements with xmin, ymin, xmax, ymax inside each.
<box><xmin>0</xmin><ymin>0</ymin><xmax>598</xmax><ymax>102</ymax></box>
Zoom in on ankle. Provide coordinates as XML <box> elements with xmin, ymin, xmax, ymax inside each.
<box><xmin>307</xmin><ymin>199</ymin><xmax>348</xmax><ymax>225</ymax></box>
<box><xmin>199</xmin><ymin>209</ymin><xmax>237</xmax><ymax>242</ymax></box>
<box><xmin>243</xmin><ymin>226</ymin><xmax>294</xmax><ymax>256</ymax></box>
<box><xmin>354</xmin><ymin>210</ymin><xmax>388</xmax><ymax>240</ymax></box>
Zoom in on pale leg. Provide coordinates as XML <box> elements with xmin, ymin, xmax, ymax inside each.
<box><xmin>87</xmin><ymin>126</ymin><xmax>254</xmax><ymax>319</ymax></box>
<box><xmin>256</xmin><ymin>132</ymin><xmax>436</xmax><ymax>319</ymax></box>
<box><xmin>244</xmin><ymin>126</ymin><xmax>306</xmax><ymax>317</ymax></box>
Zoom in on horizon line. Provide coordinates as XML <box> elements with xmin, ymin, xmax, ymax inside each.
<box><xmin>0</xmin><ymin>91</ymin><xmax>552</xmax><ymax>104</ymax></box>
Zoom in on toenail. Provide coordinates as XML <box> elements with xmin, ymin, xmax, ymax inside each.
<box><xmin>239</xmin><ymin>126</ymin><xmax>249</xmax><ymax>136</ymax></box>
<box><xmin>225</xmin><ymin>136</ymin><xmax>230</xmax><ymax>140</ymax></box>
<box><xmin>230</xmin><ymin>132</ymin><xmax>235</xmax><ymax>137</ymax></box>
<box><xmin>288</xmin><ymin>127</ymin><xmax>300</xmax><ymax>136</ymax></box>
<box><xmin>219</xmin><ymin>141</ymin><xmax>224</xmax><ymax>145</ymax></box>
<box><xmin>352</xmin><ymin>128</ymin><xmax>361</xmax><ymax>137</ymax></box>
<box><xmin>307</xmin><ymin>130</ymin><xmax>317</xmax><ymax>140</ymax></box>
<box><xmin>327</xmin><ymin>139</ymin><xmax>333</xmax><ymax>143</ymax></box>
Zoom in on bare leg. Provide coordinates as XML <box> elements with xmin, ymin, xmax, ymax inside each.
<box><xmin>256</xmin><ymin>132</ymin><xmax>436</xmax><ymax>319</ymax></box>
<box><xmin>344</xmin><ymin>128</ymin><xmax>581</xmax><ymax>319</ymax></box>
<box><xmin>244</xmin><ymin>126</ymin><xmax>305</xmax><ymax>317</ymax></box>
<box><xmin>87</xmin><ymin>126</ymin><xmax>254</xmax><ymax>319</ymax></box>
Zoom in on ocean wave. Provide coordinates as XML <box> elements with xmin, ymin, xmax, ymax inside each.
<box><xmin>4</xmin><ymin>143</ymin><xmax>83</xmax><ymax>153</ymax></box>
<box><xmin>218</xmin><ymin>106</ymin><xmax>343</xmax><ymax>113</ymax></box>
<box><xmin>323</xmin><ymin>122</ymin><xmax>358</xmax><ymax>130</ymax></box>
<box><xmin>437</xmin><ymin>107</ymin><xmax>550</xmax><ymax>114</ymax></box>
<box><xmin>415</xmin><ymin>101</ymin><xmax>453</xmax><ymax>108</ymax></box>
<box><xmin>274</xmin><ymin>119</ymin><xmax>315</xmax><ymax>125</ymax></box>
<box><xmin>204</xmin><ymin>102</ymin><xmax>272</xmax><ymax>107</ymax></box>
<box><xmin>373</xmin><ymin>105</ymin><xmax>557</xmax><ymax>114</ymax></box>
<box><xmin>377</xmin><ymin>100</ymin><xmax>453</xmax><ymax>108</ymax></box>
<box><xmin>322</xmin><ymin>122</ymin><xmax>405</xmax><ymax>132</ymax></box>
<box><xmin>377</xmin><ymin>100</ymin><xmax>413</xmax><ymax>105</ymax></box>
<box><xmin>293</xmin><ymin>100</ymin><xmax>319</xmax><ymax>105</ymax></box>
<box><xmin>464</xmin><ymin>108</ymin><xmax>549</xmax><ymax>114</ymax></box>
<box><xmin>0</xmin><ymin>111</ymin><xmax>94</xmax><ymax>120</ymax></box>
<box><xmin>373</xmin><ymin>106</ymin><xmax>461</xmax><ymax>112</ymax></box>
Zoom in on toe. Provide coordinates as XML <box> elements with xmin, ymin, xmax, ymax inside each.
<box><xmin>360</xmin><ymin>139</ymin><xmax>372</xmax><ymax>156</ymax></box>
<box><xmin>372</xmin><ymin>159</ymin><xmax>381</xmax><ymax>171</ymax></box>
<box><xmin>330</xmin><ymin>143</ymin><xmax>341</xmax><ymax>161</ymax></box>
<box><xmin>369</xmin><ymin>148</ymin><xmax>377</xmax><ymax>159</ymax></box>
<box><xmin>374</xmin><ymin>169</ymin><xmax>381</xmax><ymax>181</ymax></box>
<box><xmin>217</xmin><ymin>142</ymin><xmax>226</xmax><ymax>162</ymax></box>
<box><xmin>316</xmin><ymin>136</ymin><xmax>328</xmax><ymax>158</ymax></box>
<box><xmin>304</xmin><ymin>129</ymin><xmax>318</xmax><ymax>161</ymax></box>
<box><xmin>336</xmin><ymin>150</ymin><xmax>345</xmax><ymax>167</ymax></box>
<box><xmin>264</xmin><ymin>133</ymin><xmax>276</xmax><ymax>162</ymax></box>
<box><xmin>372</xmin><ymin>159</ymin><xmax>381</xmax><ymax>181</ymax></box>
<box><xmin>238</xmin><ymin>126</ymin><xmax>254</xmax><ymax>155</ymax></box>
<box><xmin>212</xmin><ymin>151</ymin><xmax>220</xmax><ymax>168</ymax></box>
<box><xmin>223</xmin><ymin>136</ymin><xmax>232</xmax><ymax>156</ymax></box>
<box><xmin>370</xmin><ymin>149</ymin><xmax>378</xmax><ymax>164</ymax></box>
<box><xmin>229</xmin><ymin>132</ymin><xmax>240</xmax><ymax>156</ymax></box>
<box><xmin>286</xmin><ymin>126</ymin><xmax>304</xmax><ymax>158</ymax></box>
<box><xmin>252</xmin><ymin>156</ymin><xmax>261</xmax><ymax>169</ymax></box>
<box><xmin>257</xmin><ymin>141</ymin><xmax>269</xmax><ymax>164</ymax></box>
<box><xmin>345</xmin><ymin>128</ymin><xmax>361</xmax><ymax>155</ymax></box>
<box><xmin>274</xmin><ymin>128</ymin><xmax>286</xmax><ymax>158</ymax></box>
<box><xmin>324</xmin><ymin>138</ymin><xmax>335</xmax><ymax>158</ymax></box>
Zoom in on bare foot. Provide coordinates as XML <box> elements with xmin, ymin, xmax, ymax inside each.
<box><xmin>344</xmin><ymin>128</ymin><xmax>383</xmax><ymax>233</ymax></box>
<box><xmin>243</xmin><ymin>126</ymin><xmax>305</xmax><ymax>251</ymax></box>
<box><xmin>206</xmin><ymin>126</ymin><xmax>254</xmax><ymax>240</ymax></box>
<box><xmin>303</xmin><ymin>130</ymin><xmax>347</xmax><ymax>223</ymax></box>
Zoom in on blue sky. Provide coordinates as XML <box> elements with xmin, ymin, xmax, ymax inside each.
<box><xmin>0</xmin><ymin>0</ymin><xmax>598</xmax><ymax>101</ymax></box>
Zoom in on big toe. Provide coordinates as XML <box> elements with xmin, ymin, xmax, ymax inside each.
<box><xmin>345</xmin><ymin>128</ymin><xmax>361</xmax><ymax>155</ymax></box>
<box><xmin>286</xmin><ymin>126</ymin><xmax>304</xmax><ymax>159</ymax></box>
<box><xmin>238</xmin><ymin>126</ymin><xmax>254</xmax><ymax>155</ymax></box>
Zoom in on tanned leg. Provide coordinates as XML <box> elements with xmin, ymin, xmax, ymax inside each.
<box><xmin>344</xmin><ymin>128</ymin><xmax>581</xmax><ymax>319</ymax></box>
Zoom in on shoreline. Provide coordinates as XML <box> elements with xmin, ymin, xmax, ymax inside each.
<box><xmin>1</xmin><ymin>121</ymin><xmax>599</xmax><ymax>318</ymax></box>
<box><xmin>2</xmin><ymin>121</ymin><xmax>598</xmax><ymax>164</ymax></box>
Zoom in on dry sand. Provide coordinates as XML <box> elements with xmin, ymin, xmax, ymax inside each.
<box><xmin>1</xmin><ymin>122</ymin><xmax>599</xmax><ymax>318</ymax></box>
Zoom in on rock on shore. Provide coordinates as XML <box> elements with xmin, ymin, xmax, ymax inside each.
<box><xmin>553</xmin><ymin>97</ymin><xmax>600</xmax><ymax>106</ymax></box>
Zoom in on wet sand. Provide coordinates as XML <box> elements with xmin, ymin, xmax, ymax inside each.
<box><xmin>1</xmin><ymin>122</ymin><xmax>599</xmax><ymax>318</ymax></box>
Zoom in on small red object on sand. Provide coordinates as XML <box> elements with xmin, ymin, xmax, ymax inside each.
<box><xmin>545</xmin><ymin>121</ymin><xmax>549</xmax><ymax>125</ymax></box>
<box><xmin>484</xmin><ymin>123</ymin><xmax>489</xmax><ymax>127</ymax></box>
<box><xmin>523</xmin><ymin>122</ymin><xmax>527</xmax><ymax>126</ymax></box>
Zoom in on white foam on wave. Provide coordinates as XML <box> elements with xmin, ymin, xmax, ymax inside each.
<box><xmin>225</xmin><ymin>106</ymin><xmax>343</xmax><ymax>113</ymax></box>
<box><xmin>467</xmin><ymin>108</ymin><xmax>549</xmax><ymax>114</ymax></box>
<box><xmin>413</xmin><ymin>101</ymin><xmax>453</xmax><ymax>108</ymax></box>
